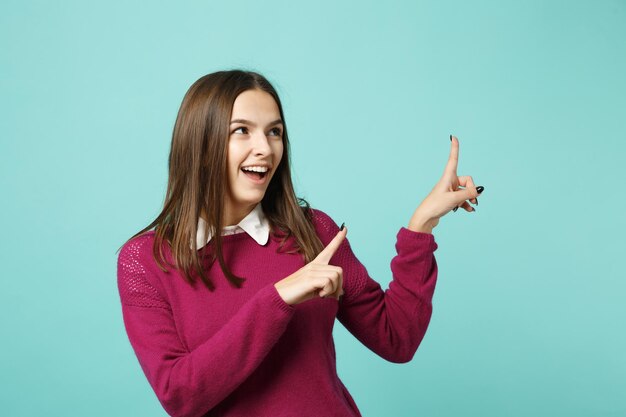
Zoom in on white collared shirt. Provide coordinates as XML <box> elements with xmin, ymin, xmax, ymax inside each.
<box><xmin>194</xmin><ymin>203</ymin><xmax>270</xmax><ymax>250</ymax></box>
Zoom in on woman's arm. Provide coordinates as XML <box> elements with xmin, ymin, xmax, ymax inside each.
<box><xmin>117</xmin><ymin>237</ymin><xmax>295</xmax><ymax>417</ymax></box>
<box><xmin>311</xmin><ymin>208</ymin><xmax>438</xmax><ymax>363</ymax></box>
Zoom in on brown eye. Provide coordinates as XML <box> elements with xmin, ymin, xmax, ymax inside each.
<box><xmin>233</xmin><ymin>127</ymin><xmax>248</xmax><ymax>134</ymax></box>
<box><xmin>269</xmin><ymin>127</ymin><xmax>282</xmax><ymax>136</ymax></box>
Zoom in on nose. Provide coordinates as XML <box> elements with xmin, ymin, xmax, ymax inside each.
<box><xmin>250</xmin><ymin>131</ymin><xmax>273</xmax><ymax>155</ymax></box>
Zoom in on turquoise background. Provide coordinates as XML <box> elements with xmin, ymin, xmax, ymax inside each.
<box><xmin>2</xmin><ymin>0</ymin><xmax>625</xmax><ymax>416</ymax></box>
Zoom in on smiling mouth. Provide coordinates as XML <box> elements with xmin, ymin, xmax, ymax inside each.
<box><xmin>241</xmin><ymin>169</ymin><xmax>268</xmax><ymax>181</ymax></box>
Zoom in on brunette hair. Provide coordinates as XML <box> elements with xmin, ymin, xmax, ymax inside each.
<box><xmin>117</xmin><ymin>69</ymin><xmax>325</xmax><ymax>291</ymax></box>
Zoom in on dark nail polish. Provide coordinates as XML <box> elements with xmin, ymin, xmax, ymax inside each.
<box><xmin>453</xmin><ymin>207</ymin><xmax>458</xmax><ymax>212</ymax></box>
<box><xmin>340</xmin><ymin>222</ymin><xmax>345</xmax><ymax>231</ymax></box>
<box><xmin>476</xmin><ymin>186</ymin><xmax>484</xmax><ymax>194</ymax></box>
<box><xmin>475</xmin><ymin>198</ymin><xmax>478</xmax><ymax>206</ymax></box>
<box><xmin>450</xmin><ymin>135</ymin><xmax>452</xmax><ymax>141</ymax></box>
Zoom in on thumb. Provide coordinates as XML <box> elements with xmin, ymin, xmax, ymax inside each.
<box><xmin>456</xmin><ymin>186</ymin><xmax>478</xmax><ymax>203</ymax></box>
<box><xmin>313</xmin><ymin>224</ymin><xmax>347</xmax><ymax>265</ymax></box>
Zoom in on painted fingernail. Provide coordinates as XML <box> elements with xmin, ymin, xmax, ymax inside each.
<box><xmin>340</xmin><ymin>222</ymin><xmax>345</xmax><ymax>231</ymax></box>
<box><xmin>453</xmin><ymin>206</ymin><xmax>458</xmax><ymax>212</ymax></box>
<box><xmin>449</xmin><ymin>135</ymin><xmax>452</xmax><ymax>141</ymax></box>
<box><xmin>476</xmin><ymin>186</ymin><xmax>484</xmax><ymax>194</ymax></box>
<box><xmin>475</xmin><ymin>198</ymin><xmax>478</xmax><ymax>206</ymax></box>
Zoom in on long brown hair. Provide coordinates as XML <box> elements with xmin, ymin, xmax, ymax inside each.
<box><xmin>117</xmin><ymin>69</ymin><xmax>325</xmax><ymax>291</ymax></box>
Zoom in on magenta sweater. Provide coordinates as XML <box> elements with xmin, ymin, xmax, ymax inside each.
<box><xmin>117</xmin><ymin>208</ymin><xmax>439</xmax><ymax>417</ymax></box>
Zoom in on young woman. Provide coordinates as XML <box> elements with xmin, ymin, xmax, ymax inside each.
<box><xmin>116</xmin><ymin>69</ymin><xmax>484</xmax><ymax>417</ymax></box>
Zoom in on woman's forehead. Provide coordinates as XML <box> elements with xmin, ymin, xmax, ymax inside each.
<box><xmin>231</xmin><ymin>89</ymin><xmax>280</xmax><ymax>121</ymax></box>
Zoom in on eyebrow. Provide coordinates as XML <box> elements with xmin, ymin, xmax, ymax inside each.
<box><xmin>230</xmin><ymin>118</ymin><xmax>284</xmax><ymax>127</ymax></box>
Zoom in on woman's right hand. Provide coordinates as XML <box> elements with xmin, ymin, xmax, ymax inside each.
<box><xmin>274</xmin><ymin>226</ymin><xmax>348</xmax><ymax>305</ymax></box>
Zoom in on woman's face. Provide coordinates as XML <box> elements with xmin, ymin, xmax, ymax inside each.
<box><xmin>225</xmin><ymin>89</ymin><xmax>284</xmax><ymax>224</ymax></box>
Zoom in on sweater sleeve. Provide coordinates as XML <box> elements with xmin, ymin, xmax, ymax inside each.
<box><xmin>311</xmin><ymin>208</ymin><xmax>438</xmax><ymax>363</ymax></box>
<box><xmin>116</xmin><ymin>236</ymin><xmax>296</xmax><ymax>417</ymax></box>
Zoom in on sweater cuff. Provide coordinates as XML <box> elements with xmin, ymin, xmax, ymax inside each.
<box><xmin>397</xmin><ymin>227</ymin><xmax>438</xmax><ymax>252</ymax></box>
<box><xmin>265</xmin><ymin>283</ymin><xmax>296</xmax><ymax>314</ymax></box>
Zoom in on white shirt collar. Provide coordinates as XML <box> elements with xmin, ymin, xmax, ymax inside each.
<box><xmin>194</xmin><ymin>203</ymin><xmax>270</xmax><ymax>250</ymax></box>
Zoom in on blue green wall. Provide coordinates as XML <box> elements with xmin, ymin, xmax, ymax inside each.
<box><xmin>2</xmin><ymin>1</ymin><xmax>625</xmax><ymax>415</ymax></box>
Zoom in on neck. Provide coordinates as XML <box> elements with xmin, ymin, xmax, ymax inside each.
<box><xmin>228</xmin><ymin>203</ymin><xmax>257</xmax><ymax>226</ymax></box>
<box><xmin>200</xmin><ymin>202</ymin><xmax>257</xmax><ymax>227</ymax></box>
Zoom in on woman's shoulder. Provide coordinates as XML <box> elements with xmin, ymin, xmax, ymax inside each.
<box><xmin>306</xmin><ymin>206</ymin><xmax>341</xmax><ymax>236</ymax></box>
<box><xmin>120</xmin><ymin>230</ymin><xmax>156</xmax><ymax>250</ymax></box>
<box><xmin>117</xmin><ymin>230</ymin><xmax>159</xmax><ymax>266</ymax></box>
<box><xmin>117</xmin><ymin>230</ymin><xmax>172</xmax><ymax>308</ymax></box>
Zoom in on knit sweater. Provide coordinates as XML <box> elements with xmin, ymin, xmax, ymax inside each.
<box><xmin>117</xmin><ymin>208</ymin><xmax>439</xmax><ymax>417</ymax></box>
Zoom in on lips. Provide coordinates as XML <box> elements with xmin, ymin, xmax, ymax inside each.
<box><xmin>241</xmin><ymin>168</ymin><xmax>269</xmax><ymax>184</ymax></box>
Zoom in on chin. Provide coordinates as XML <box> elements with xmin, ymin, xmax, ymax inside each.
<box><xmin>235</xmin><ymin>193</ymin><xmax>265</xmax><ymax>205</ymax></box>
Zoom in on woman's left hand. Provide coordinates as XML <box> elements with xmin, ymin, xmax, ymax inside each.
<box><xmin>408</xmin><ymin>135</ymin><xmax>484</xmax><ymax>233</ymax></box>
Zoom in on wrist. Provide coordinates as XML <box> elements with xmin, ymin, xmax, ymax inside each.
<box><xmin>407</xmin><ymin>215</ymin><xmax>435</xmax><ymax>234</ymax></box>
<box><xmin>407</xmin><ymin>224</ymin><xmax>434</xmax><ymax>234</ymax></box>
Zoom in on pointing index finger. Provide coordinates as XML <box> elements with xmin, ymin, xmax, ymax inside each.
<box><xmin>445</xmin><ymin>135</ymin><xmax>459</xmax><ymax>174</ymax></box>
<box><xmin>314</xmin><ymin>224</ymin><xmax>347</xmax><ymax>265</ymax></box>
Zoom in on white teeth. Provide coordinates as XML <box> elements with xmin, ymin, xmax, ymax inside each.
<box><xmin>241</xmin><ymin>166</ymin><xmax>269</xmax><ymax>173</ymax></box>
